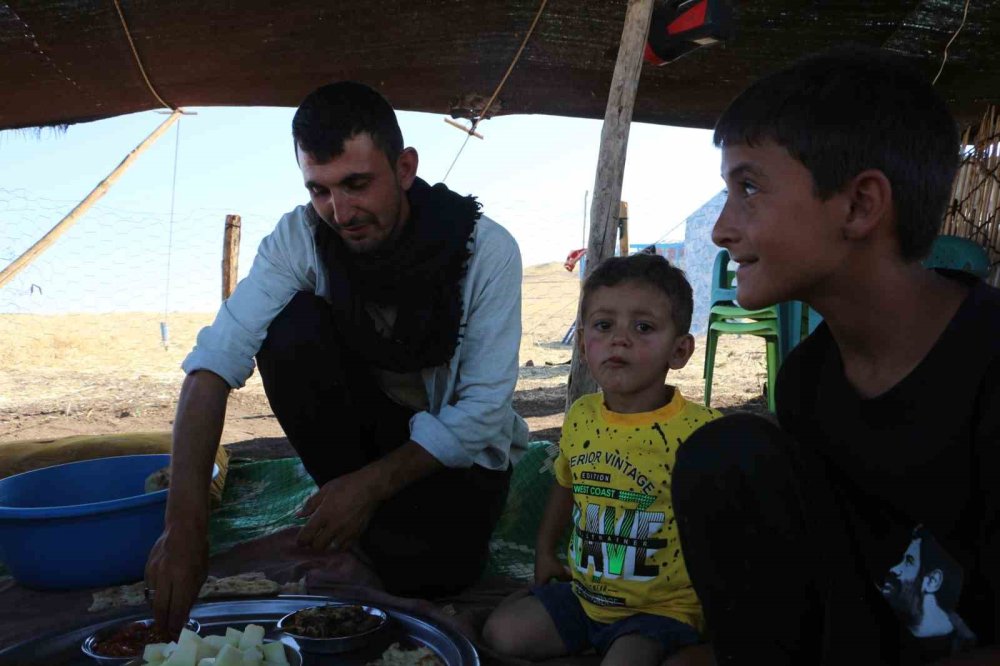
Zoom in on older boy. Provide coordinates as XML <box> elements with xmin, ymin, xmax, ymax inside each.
<box><xmin>485</xmin><ymin>254</ymin><xmax>719</xmax><ymax>665</ymax></box>
<box><xmin>672</xmin><ymin>48</ymin><xmax>999</xmax><ymax>664</ymax></box>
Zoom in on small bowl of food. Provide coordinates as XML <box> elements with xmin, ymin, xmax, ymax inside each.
<box><xmin>81</xmin><ymin>618</ymin><xmax>200</xmax><ymax>665</ymax></box>
<box><xmin>276</xmin><ymin>603</ymin><xmax>388</xmax><ymax>654</ymax></box>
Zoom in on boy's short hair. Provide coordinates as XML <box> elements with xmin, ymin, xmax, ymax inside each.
<box><xmin>713</xmin><ymin>46</ymin><xmax>959</xmax><ymax>261</ymax></box>
<box><xmin>580</xmin><ymin>253</ymin><xmax>694</xmax><ymax>335</ymax></box>
<box><xmin>292</xmin><ymin>81</ymin><xmax>404</xmax><ymax>164</ymax></box>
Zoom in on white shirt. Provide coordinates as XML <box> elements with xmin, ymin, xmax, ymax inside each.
<box><xmin>182</xmin><ymin>205</ymin><xmax>528</xmax><ymax>470</ymax></box>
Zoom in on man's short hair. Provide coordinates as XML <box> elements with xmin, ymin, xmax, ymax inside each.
<box><xmin>713</xmin><ymin>46</ymin><xmax>959</xmax><ymax>261</ymax></box>
<box><xmin>292</xmin><ymin>81</ymin><xmax>404</xmax><ymax>164</ymax></box>
<box><xmin>580</xmin><ymin>253</ymin><xmax>694</xmax><ymax>335</ymax></box>
<box><xmin>913</xmin><ymin>525</ymin><xmax>963</xmax><ymax>611</ymax></box>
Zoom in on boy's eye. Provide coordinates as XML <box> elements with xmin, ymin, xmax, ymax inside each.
<box><xmin>740</xmin><ymin>180</ymin><xmax>759</xmax><ymax>196</ymax></box>
<box><xmin>635</xmin><ymin>322</ymin><xmax>654</xmax><ymax>333</ymax></box>
<box><xmin>593</xmin><ymin>320</ymin><xmax>612</xmax><ymax>332</ymax></box>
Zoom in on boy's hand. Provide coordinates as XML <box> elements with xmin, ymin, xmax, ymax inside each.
<box><xmin>534</xmin><ymin>551</ymin><xmax>572</xmax><ymax>585</ymax></box>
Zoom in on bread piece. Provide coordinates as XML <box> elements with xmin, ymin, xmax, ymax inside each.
<box><xmin>367</xmin><ymin>642</ymin><xmax>443</xmax><ymax>666</ymax></box>
<box><xmin>90</xmin><ymin>572</ymin><xmax>280</xmax><ymax>612</ymax></box>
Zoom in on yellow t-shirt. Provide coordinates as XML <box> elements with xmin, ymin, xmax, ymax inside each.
<box><xmin>555</xmin><ymin>390</ymin><xmax>720</xmax><ymax>630</ymax></box>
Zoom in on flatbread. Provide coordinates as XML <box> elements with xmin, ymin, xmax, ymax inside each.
<box><xmin>198</xmin><ymin>571</ymin><xmax>280</xmax><ymax>598</ymax></box>
<box><xmin>367</xmin><ymin>642</ymin><xmax>443</xmax><ymax>666</ymax></box>
<box><xmin>88</xmin><ymin>571</ymin><xmax>282</xmax><ymax>612</ymax></box>
<box><xmin>89</xmin><ymin>581</ymin><xmax>146</xmax><ymax>612</ymax></box>
<box><xmin>144</xmin><ymin>467</ymin><xmax>171</xmax><ymax>493</ymax></box>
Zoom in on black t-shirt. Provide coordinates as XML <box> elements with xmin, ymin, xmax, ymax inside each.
<box><xmin>777</xmin><ymin>275</ymin><xmax>1000</xmax><ymax>664</ymax></box>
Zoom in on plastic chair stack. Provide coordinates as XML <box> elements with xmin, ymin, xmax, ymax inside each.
<box><xmin>704</xmin><ymin>249</ymin><xmax>780</xmax><ymax>412</ymax></box>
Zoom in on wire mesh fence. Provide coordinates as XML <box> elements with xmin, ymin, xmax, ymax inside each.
<box><xmin>943</xmin><ymin>105</ymin><xmax>1000</xmax><ymax>286</ymax></box>
<box><xmin>1</xmin><ymin>189</ymin><xmax>276</xmax><ymax>316</ymax></box>
<box><xmin>0</xmin><ymin>190</ymin><xmax>284</xmax><ymax>420</ymax></box>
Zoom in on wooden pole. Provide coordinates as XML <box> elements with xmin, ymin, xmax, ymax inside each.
<box><xmin>566</xmin><ymin>0</ymin><xmax>654</xmax><ymax>410</ymax></box>
<box><xmin>222</xmin><ymin>214</ymin><xmax>242</xmax><ymax>300</ymax></box>
<box><xmin>0</xmin><ymin>110</ymin><xmax>183</xmax><ymax>290</ymax></box>
<box><xmin>618</xmin><ymin>201</ymin><xmax>630</xmax><ymax>256</ymax></box>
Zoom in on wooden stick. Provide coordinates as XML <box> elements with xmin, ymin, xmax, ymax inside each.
<box><xmin>222</xmin><ymin>214</ymin><xmax>242</xmax><ymax>300</ymax></box>
<box><xmin>0</xmin><ymin>110</ymin><xmax>183</xmax><ymax>290</ymax></box>
<box><xmin>566</xmin><ymin>0</ymin><xmax>654</xmax><ymax>409</ymax></box>
<box><xmin>443</xmin><ymin>117</ymin><xmax>485</xmax><ymax>139</ymax></box>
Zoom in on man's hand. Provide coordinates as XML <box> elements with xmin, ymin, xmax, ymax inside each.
<box><xmin>145</xmin><ymin>523</ymin><xmax>208</xmax><ymax>635</ymax></box>
<box><xmin>296</xmin><ymin>468</ymin><xmax>381</xmax><ymax>552</ymax></box>
<box><xmin>144</xmin><ymin>370</ymin><xmax>227</xmax><ymax>634</ymax></box>
<box><xmin>534</xmin><ymin>549</ymin><xmax>572</xmax><ymax>585</ymax></box>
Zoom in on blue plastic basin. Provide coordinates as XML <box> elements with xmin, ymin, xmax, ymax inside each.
<box><xmin>0</xmin><ymin>454</ymin><xmax>212</xmax><ymax>590</ymax></box>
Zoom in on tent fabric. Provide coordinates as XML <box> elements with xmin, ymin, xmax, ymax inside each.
<box><xmin>2</xmin><ymin>1</ymin><xmax>999</xmax><ymax>132</ymax></box>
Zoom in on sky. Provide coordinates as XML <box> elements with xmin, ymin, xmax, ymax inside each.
<box><xmin>0</xmin><ymin>106</ymin><xmax>724</xmax><ymax>313</ymax></box>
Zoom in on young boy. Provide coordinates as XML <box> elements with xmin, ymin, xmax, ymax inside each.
<box><xmin>484</xmin><ymin>253</ymin><xmax>720</xmax><ymax>665</ymax></box>
<box><xmin>671</xmin><ymin>48</ymin><xmax>1000</xmax><ymax>665</ymax></box>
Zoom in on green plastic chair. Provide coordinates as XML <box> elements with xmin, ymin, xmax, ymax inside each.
<box><xmin>923</xmin><ymin>235</ymin><xmax>991</xmax><ymax>278</ymax></box>
<box><xmin>704</xmin><ymin>249</ymin><xmax>780</xmax><ymax>412</ymax></box>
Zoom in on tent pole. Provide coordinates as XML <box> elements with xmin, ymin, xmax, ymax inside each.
<box><xmin>0</xmin><ymin>109</ymin><xmax>183</xmax><ymax>290</ymax></box>
<box><xmin>566</xmin><ymin>0</ymin><xmax>654</xmax><ymax>410</ymax></box>
<box><xmin>222</xmin><ymin>214</ymin><xmax>242</xmax><ymax>300</ymax></box>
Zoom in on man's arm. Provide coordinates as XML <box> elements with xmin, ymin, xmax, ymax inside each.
<box><xmin>145</xmin><ymin>370</ymin><xmax>230</xmax><ymax>633</ymax></box>
<box><xmin>295</xmin><ymin>441</ymin><xmax>442</xmax><ymax>551</ymax></box>
<box><xmin>408</xmin><ymin>220</ymin><xmax>524</xmax><ymax>468</ymax></box>
<box><xmin>295</xmin><ymin>222</ymin><xmax>523</xmax><ymax>551</ymax></box>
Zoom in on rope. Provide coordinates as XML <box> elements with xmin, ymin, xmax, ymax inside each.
<box><xmin>476</xmin><ymin>0</ymin><xmax>550</xmax><ymax>130</ymax></box>
<box><xmin>932</xmin><ymin>0</ymin><xmax>972</xmax><ymax>86</ymax></box>
<box><xmin>442</xmin><ymin>131</ymin><xmax>474</xmax><ymax>182</ymax></box>
<box><xmin>111</xmin><ymin>0</ymin><xmax>174</xmax><ymax>109</ymax></box>
<box><xmin>442</xmin><ymin>0</ymin><xmax>549</xmax><ymax>181</ymax></box>
<box><xmin>163</xmin><ymin>119</ymin><xmax>181</xmax><ymax>323</ymax></box>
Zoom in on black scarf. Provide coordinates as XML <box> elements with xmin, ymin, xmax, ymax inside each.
<box><xmin>313</xmin><ymin>177</ymin><xmax>479</xmax><ymax>372</ymax></box>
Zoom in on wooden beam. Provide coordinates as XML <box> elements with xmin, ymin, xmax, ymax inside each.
<box><xmin>566</xmin><ymin>0</ymin><xmax>654</xmax><ymax>410</ymax></box>
<box><xmin>222</xmin><ymin>214</ymin><xmax>242</xmax><ymax>300</ymax></box>
<box><xmin>0</xmin><ymin>110</ymin><xmax>183</xmax><ymax>290</ymax></box>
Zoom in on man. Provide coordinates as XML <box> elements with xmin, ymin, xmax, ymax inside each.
<box><xmin>882</xmin><ymin>527</ymin><xmax>976</xmax><ymax>651</ymax></box>
<box><xmin>146</xmin><ymin>81</ymin><xmax>527</xmax><ymax>633</ymax></box>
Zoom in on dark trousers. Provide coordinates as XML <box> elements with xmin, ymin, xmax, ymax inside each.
<box><xmin>256</xmin><ymin>292</ymin><xmax>511</xmax><ymax>598</ymax></box>
<box><xmin>672</xmin><ymin>414</ymin><xmax>887</xmax><ymax>665</ymax></box>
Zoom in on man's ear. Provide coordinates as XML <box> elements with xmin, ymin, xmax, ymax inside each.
<box><xmin>922</xmin><ymin>568</ymin><xmax>944</xmax><ymax>594</ymax></box>
<box><xmin>842</xmin><ymin>169</ymin><xmax>894</xmax><ymax>242</ymax></box>
<box><xmin>668</xmin><ymin>333</ymin><xmax>695</xmax><ymax>370</ymax></box>
<box><xmin>395</xmin><ymin>147</ymin><xmax>419</xmax><ymax>190</ymax></box>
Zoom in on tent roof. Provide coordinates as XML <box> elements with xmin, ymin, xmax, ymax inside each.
<box><xmin>2</xmin><ymin>1</ymin><xmax>999</xmax><ymax>132</ymax></box>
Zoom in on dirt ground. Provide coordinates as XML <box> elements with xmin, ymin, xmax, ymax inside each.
<box><xmin>0</xmin><ymin>263</ymin><xmax>770</xmax><ymax>452</ymax></box>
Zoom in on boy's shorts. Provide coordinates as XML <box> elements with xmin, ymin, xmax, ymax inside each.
<box><xmin>531</xmin><ymin>582</ymin><xmax>701</xmax><ymax>655</ymax></box>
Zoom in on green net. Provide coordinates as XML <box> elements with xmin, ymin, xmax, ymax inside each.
<box><xmin>484</xmin><ymin>440</ymin><xmax>569</xmax><ymax>581</ymax></box>
<box><xmin>208</xmin><ymin>457</ymin><xmax>314</xmax><ymax>556</ymax></box>
<box><xmin>0</xmin><ymin>443</ymin><xmax>562</xmax><ymax>583</ymax></box>
<box><xmin>207</xmin><ymin>443</ymin><xmax>565</xmax><ymax>581</ymax></box>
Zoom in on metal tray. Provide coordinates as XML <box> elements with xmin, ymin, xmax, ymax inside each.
<box><xmin>0</xmin><ymin>595</ymin><xmax>479</xmax><ymax>666</ymax></box>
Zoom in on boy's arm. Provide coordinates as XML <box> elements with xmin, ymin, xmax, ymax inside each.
<box><xmin>534</xmin><ymin>483</ymin><xmax>575</xmax><ymax>585</ymax></box>
<box><xmin>930</xmin><ymin>648</ymin><xmax>1000</xmax><ymax>665</ymax></box>
<box><xmin>972</xmin><ymin>361</ymin><xmax>1000</xmax><ymax>651</ymax></box>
